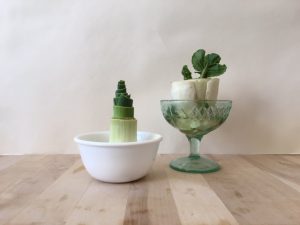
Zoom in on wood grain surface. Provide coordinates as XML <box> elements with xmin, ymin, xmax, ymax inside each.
<box><xmin>0</xmin><ymin>154</ymin><xmax>300</xmax><ymax>225</ymax></box>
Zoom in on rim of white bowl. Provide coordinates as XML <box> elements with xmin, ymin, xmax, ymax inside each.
<box><xmin>74</xmin><ymin>131</ymin><xmax>163</xmax><ymax>147</ymax></box>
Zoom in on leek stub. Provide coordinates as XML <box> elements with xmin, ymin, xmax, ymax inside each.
<box><xmin>109</xmin><ymin>80</ymin><xmax>137</xmax><ymax>143</ymax></box>
<box><xmin>109</xmin><ymin>118</ymin><xmax>137</xmax><ymax>142</ymax></box>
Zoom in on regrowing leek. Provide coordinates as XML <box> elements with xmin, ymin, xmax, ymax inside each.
<box><xmin>109</xmin><ymin>80</ymin><xmax>137</xmax><ymax>143</ymax></box>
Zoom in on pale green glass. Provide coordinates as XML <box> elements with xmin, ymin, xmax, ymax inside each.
<box><xmin>160</xmin><ymin>100</ymin><xmax>232</xmax><ymax>173</ymax></box>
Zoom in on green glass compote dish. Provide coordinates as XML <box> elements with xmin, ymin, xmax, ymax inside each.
<box><xmin>160</xmin><ymin>100</ymin><xmax>232</xmax><ymax>173</ymax></box>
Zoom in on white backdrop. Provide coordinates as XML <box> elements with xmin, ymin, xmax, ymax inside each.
<box><xmin>1</xmin><ymin>0</ymin><xmax>300</xmax><ymax>154</ymax></box>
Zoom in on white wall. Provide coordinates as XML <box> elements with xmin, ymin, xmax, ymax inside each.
<box><xmin>1</xmin><ymin>0</ymin><xmax>300</xmax><ymax>154</ymax></box>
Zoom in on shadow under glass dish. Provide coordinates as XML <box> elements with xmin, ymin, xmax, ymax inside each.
<box><xmin>160</xmin><ymin>100</ymin><xmax>232</xmax><ymax>173</ymax></box>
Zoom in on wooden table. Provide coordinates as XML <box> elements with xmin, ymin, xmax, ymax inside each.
<box><xmin>1</xmin><ymin>154</ymin><xmax>300</xmax><ymax>225</ymax></box>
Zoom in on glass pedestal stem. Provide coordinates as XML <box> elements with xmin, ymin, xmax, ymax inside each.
<box><xmin>169</xmin><ymin>134</ymin><xmax>220</xmax><ymax>173</ymax></box>
<box><xmin>188</xmin><ymin>136</ymin><xmax>202</xmax><ymax>158</ymax></box>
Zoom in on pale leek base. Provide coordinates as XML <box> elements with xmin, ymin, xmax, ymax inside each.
<box><xmin>109</xmin><ymin>118</ymin><xmax>137</xmax><ymax>143</ymax></box>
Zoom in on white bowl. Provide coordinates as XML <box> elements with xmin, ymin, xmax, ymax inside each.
<box><xmin>74</xmin><ymin>131</ymin><xmax>163</xmax><ymax>183</ymax></box>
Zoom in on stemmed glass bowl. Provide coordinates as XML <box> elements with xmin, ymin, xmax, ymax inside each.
<box><xmin>160</xmin><ymin>100</ymin><xmax>232</xmax><ymax>173</ymax></box>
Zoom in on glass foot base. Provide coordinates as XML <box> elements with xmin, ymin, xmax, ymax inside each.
<box><xmin>170</xmin><ymin>156</ymin><xmax>220</xmax><ymax>173</ymax></box>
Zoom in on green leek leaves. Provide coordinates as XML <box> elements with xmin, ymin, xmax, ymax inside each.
<box><xmin>114</xmin><ymin>80</ymin><xmax>133</xmax><ymax>107</ymax></box>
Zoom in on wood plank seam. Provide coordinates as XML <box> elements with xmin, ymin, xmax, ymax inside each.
<box><xmin>3</xmin><ymin>157</ymin><xmax>80</xmax><ymax>225</ymax></box>
<box><xmin>6</xmin><ymin>159</ymin><xmax>92</xmax><ymax>225</ymax></box>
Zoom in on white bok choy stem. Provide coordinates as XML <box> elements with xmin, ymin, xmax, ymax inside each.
<box><xmin>205</xmin><ymin>78</ymin><xmax>219</xmax><ymax>100</ymax></box>
<box><xmin>171</xmin><ymin>78</ymin><xmax>219</xmax><ymax>101</ymax></box>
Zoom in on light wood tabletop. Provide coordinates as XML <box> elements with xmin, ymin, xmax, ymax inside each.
<box><xmin>0</xmin><ymin>154</ymin><xmax>300</xmax><ymax>225</ymax></box>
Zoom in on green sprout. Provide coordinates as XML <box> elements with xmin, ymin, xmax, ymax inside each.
<box><xmin>182</xmin><ymin>49</ymin><xmax>227</xmax><ymax>79</ymax></box>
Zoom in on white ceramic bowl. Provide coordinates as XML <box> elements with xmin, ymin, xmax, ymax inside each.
<box><xmin>74</xmin><ymin>131</ymin><xmax>163</xmax><ymax>183</ymax></box>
